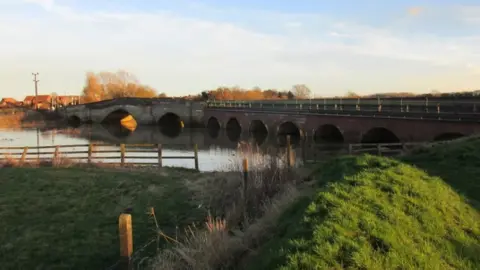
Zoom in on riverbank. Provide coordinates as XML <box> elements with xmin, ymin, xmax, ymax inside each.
<box><xmin>0</xmin><ymin>150</ymin><xmax>302</xmax><ymax>270</ymax></box>
<box><xmin>2</xmin><ymin>138</ymin><xmax>479</xmax><ymax>269</ymax></box>
<box><xmin>241</xmin><ymin>138</ymin><xmax>480</xmax><ymax>270</ymax></box>
<box><xmin>0</xmin><ymin>110</ymin><xmax>63</xmax><ymax>128</ymax></box>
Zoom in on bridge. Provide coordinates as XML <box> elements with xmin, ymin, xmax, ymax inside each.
<box><xmin>203</xmin><ymin>97</ymin><xmax>480</xmax><ymax>144</ymax></box>
<box><xmin>61</xmin><ymin>96</ymin><xmax>480</xmax><ymax>145</ymax></box>
<box><xmin>61</xmin><ymin>98</ymin><xmax>204</xmax><ymax>131</ymax></box>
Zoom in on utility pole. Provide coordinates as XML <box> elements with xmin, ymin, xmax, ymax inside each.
<box><xmin>32</xmin><ymin>72</ymin><xmax>39</xmax><ymax>110</ymax></box>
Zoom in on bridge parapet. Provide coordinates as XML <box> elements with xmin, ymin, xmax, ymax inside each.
<box><xmin>63</xmin><ymin>98</ymin><xmax>204</xmax><ymax>127</ymax></box>
<box><xmin>206</xmin><ymin>97</ymin><xmax>480</xmax><ymax>114</ymax></box>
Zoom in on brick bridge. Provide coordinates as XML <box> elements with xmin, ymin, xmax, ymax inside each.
<box><xmin>61</xmin><ymin>97</ymin><xmax>480</xmax><ymax>144</ymax></box>
<box><xmin>203</xmin><ymin>97</ymin><xmax>480</xmax><ymax>144</ymax></box>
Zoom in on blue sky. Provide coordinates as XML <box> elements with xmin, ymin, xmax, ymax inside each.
<box><xmin>0</xmin><ymin>0</ymin><xmax>479</xmax><ymax>99</ymax></box>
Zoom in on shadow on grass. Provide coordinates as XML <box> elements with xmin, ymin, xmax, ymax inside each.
<box><xmin>0</xmin><ymin>167</ymin><xmax>207</xmax><ymax>270</ymax></box>
<box><xmin>244</xmin><ymin>155</ymin><xmax>480</xmax><ymax>270</ymax></box>
<box><xmin>402</xmin><ymin>136</ymin><xmax>480</xmax><ymax>210</ymax></box>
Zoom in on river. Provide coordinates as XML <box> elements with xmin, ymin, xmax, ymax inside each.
<box><xmin>0</xmin><ymin>125</ymin><xmax>328</xmax><ymax>171</ymax></box>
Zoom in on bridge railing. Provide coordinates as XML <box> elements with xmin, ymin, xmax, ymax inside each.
<box><xmin>205</xmin><ymin>98</ymin><xmax>480</xmax><ymax>115</ymax></box>
<box><xmin>0</xmin><ymin>143</ymin><xmax>200</xmax><ymax>170</ymax></box>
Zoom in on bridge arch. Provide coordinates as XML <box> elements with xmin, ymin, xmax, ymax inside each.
<box><xmin>158</xmin><ymin>112</ymin><xmax>183</xmax><ymax>128</ymax></box>
<box><xmin>226</xmin><ymin>118</ymin><xmax>241</xmax><ymax>142</ymax></box>
<box><xmin>434</xmin><ymin>132</ymin><xmax>464</xmax><ymax>142</ymax></box>
<box><xmin>158</xmin><ymin>112</ymin><xmax>183</xmax><ymax>137</ymax></box>
<box><xmin>249</xmin><ymin>120</ymin><xmax>268</xmax><ymax>145</ymax></box>
<box><xmin>102</xmin><ymin>109</ymin><xmax>137</xmax><ymax>130</ymax></box>
<box><xmin>206</xmin><ymin>117</ymin><xmax>221</xmax><ymax>138</ymax></box>
<box><xmin>277</xmin><ymin>121</ymin><xmax>303</xmax><ymax>145</ymax></box>
<box><xmin>67</xmin><ymin>115</ymin><xmax>81</xmax><ymax>127</ymax></box>
<box><xmin>361</xmin><ymin>127</ymin><xmax>400</xmax><ymax>144</ymax></box>
<box><xmin>314</xmin><ymin>124</ymin><xmax>344</xmax><ymax>143</ymax></box>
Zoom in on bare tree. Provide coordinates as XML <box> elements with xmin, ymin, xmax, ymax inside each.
<box><xmin>292</xmin><ymin>84</ymin><xmax>312</xmax><ymax>99</ymax></box>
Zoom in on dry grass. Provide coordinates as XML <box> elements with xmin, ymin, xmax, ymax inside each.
<box><xmin>0</xmin><ymin>154</ymin><xmax>168</xmax><ymax>170</ymax></box>
<box><xmin>149</xmin><ymin>145</ymin><xmax>309</xmax><ymax>270</ymax></box>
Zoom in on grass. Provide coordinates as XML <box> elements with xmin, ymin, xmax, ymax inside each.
<box><xmin>3</xmin><ymin>138</ymin><xmax>480</xmax><ymax>269</ymax></box>
<box><xmin>243</xmin><ymin>139</ymin><xmax>480</xmax><ymax>270</ymax></box>
<box><xmin>0</xmin><ymin>166</ymin><xmax>207</xmax><ymax>270</ymax></box>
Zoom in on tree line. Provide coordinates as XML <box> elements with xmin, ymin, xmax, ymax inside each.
<box><xmin>80</xmin><ymin>70</ymin><xmax>480</xmax><ymax>103</ymax></box>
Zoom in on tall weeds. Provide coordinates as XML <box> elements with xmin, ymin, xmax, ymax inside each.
<box><xmin>151</xmin><ymin>143</ymin><xmax>304</xmax><ymax>269</ymax></box>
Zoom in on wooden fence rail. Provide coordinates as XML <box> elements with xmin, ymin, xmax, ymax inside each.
<box><xmin>0</xmin><ymin>141</ymin><xmax>425</xmax><ymax>170</ymax></box>
<box><xmin>303</xmin><ymin>142</ymin><xmax>423</xmax><ymax>164</ymax></box>
<box><xmin>0</xmin><ymin>143</ymin><xmax>200</xmax><ymax>170</ymax></box>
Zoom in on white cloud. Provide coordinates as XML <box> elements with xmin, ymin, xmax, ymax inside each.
<box><xmin>0</xmin><ymin>0</ymin><xmax>479</xmax><ymax>99</ymax></box>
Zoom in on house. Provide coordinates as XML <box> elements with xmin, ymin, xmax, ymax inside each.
<box><xmin>32</xmin><ymin>95</ymin><xmax>53</xmax><ymax>110</ymax></box>
<box><xmin>0</xmin><ymin>98</ymin><xmax>18</xmax><ymax>107</ymax></box>
<box><xmin>23</xmin><ymin>96</ymin><xmax>35</xmax><ymax>106</ymax></box>
<box><xmin>23</xmin><ymin>95</ymin><xmax>52</xmax><ymax>109</ymax></box>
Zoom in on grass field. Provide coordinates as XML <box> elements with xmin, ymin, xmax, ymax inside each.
<box><xmin>244</xmin><ymin>139</ymin><xmax>480</xmax><ymax>269</ymax></box>
<box><xmin>2</xmin><ymin>138</ymin><xmax>480</xmax><ymax>270</ymax></box>
<box><xmin>0</xmin><ymin>167</ymin><xmax>207</xmax><ymax>270</ymax></box>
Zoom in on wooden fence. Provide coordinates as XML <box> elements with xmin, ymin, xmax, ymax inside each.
<box><xmin>303</xmin><ymin>142</ymin><xmax>423</xmax><ymax>164</ymax></box>
<box><xmin>0</xmin><ymin>143</ymin><xmax>200</xmax><ymax>170</ymax></box>
<box><xmin>0</xmin><ymin>141</ymin><xmax>425</xmax><ymax>170</ymax></box>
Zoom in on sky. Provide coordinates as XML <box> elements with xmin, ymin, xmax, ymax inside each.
<box><xmin>0</xmin><ymin>0</ymin><xmax>479</xmax><ymax>99</ymax></box>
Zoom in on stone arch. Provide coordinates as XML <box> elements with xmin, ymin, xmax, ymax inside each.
<box><xmin>277</xmin><ymin>121</ymin><xmax>302</xmax><ymax>145</ymax></box>
<box><xmin>158</xmin><ymin>112</ymin><xmax>183</xmax><ymax>137</ymax></box>
<box><xmin>314</xmin><ymin>124</ymin><xmax>344</xmax><ymax>143</ymax></box>
<box><xmin>226</xmin><ymin>118</ymin><xmax>241</xmax><ymax>132</ymax></box>
<box><xmin>207</xmin><ymin>117</ymin><xmax>221</xmax><ymax>130</ymax></box>
<box><xmin>361</xmin><ymin>127</ymin><xmax>400</xmax><ymax>144</ymax></box>
<box><xmin>206</xmin><ymin>117</ymin><xmax>221</xmax><ymax>138</ymax></box>
<box><xmin>158</xmin><ymin>112</ymin><xmax>183</xmax><ymax>128</ymax></box>
<box><xmin>249</xmin><ymin>120</ymin><xmax>268</xmax><ymax>146</ymax></box>
<box><xmin>102</xmin><ymin>109</ymin><xmax>136</xmax><ymax>125</ymax></box>
<box><xmin>433</xmin><ymin>132</ymin><xmax>464</xmax><ymax>142</ymax></box>
<box><xmin>226</xmin><ymin>118</ymin><xmax>241</xmax><ymax>142</ymax></box>
<box><xmin>67</xmin><ymin>115</ymin><xmax>81</xmax><ymax>127</ymax></box>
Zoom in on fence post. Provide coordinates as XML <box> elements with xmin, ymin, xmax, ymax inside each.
<box><xmin>348</xmin><ymin>144</ymin><xmax>353</xmax><ymax>155</ymax></box>
<box><xmin>20</xmin><ymin>147</ymin><xmax>28</xmax><ymax>165</ymax></box>
<box><xmin>88</xmin><ymin>144</ymin><xmax>93</xmax><ymax>164</ymax></box>
<box><xmin>53</xmin><ymin>146</ymin><xmax>60</xmax><ymax>166</ymax></box>
<box><xmin>193</xmin><ymin>144</ymin><xmax>199</xmax><ymax>171</ymax></box>
<box><xmin>119</xmin><ymin>213</ymin><xmax>133</xmax><ymax>270</ymax></box>
<box><xmin>157</xmin><ymin>144</ymin><xmax>162</xmax><ymax>168</ymax></box>
<box><xmin>242</xmin><ymin>158</ymin><xmax>249</xmax><ymax>222</ymax></box>
<box><xmin>377</xmin><ymin>144</ymin><xmax>382</xmax><ymax>156</ymax></box>
<box><xmin>242</xmin><ymin>158</ymin><xmax>248</xmax><ymax>201</ymax></box>
<box><xmin>286</xmin><ymin>135</ymin><xmax>292</xmax><ymax>168</ymax></box>
<box><xmin>301</xmin><ymin>135</ymin><xmax>307</xmax><ymax>163</ymax></box>
<box><xmin>120</xmin><ymin>144</ymin><xmax>126</xmax><ymax>167</ymax></box>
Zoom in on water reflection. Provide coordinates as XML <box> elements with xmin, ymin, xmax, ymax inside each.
<box><xmin>0</xmin><ymin>124</ymin><xmax>350</xmax><ymax>171</ymax></box>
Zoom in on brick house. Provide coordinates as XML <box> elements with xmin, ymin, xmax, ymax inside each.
<box><xmin>23</xmin><ymin>95</ymin><xmax>53</xmax><ymax>109</ymax></box>
<box><xmin>0</xmin><ymin>98</ymin><xmax>18</xmax><ymax>107</ymax></box>
<box><xmin>23</xmin><ymin>96</ymin><xmax>35</xmax><ymax>106</ymax></box>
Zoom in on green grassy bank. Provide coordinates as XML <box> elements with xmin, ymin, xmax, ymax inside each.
<box><xmin>0</xmin><ymin>167</ymin><xmax>207</xmax><ymax>270</ymax></box>
<box><xmin>245</xmin><ymin>139</ymin><xmax>480</xmax><ymax>269</ymax></box>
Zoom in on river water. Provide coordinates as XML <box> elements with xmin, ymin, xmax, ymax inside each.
<box><xmin>0</xmin><ymin>125</ymin><xmax>326</xmax><ymax>171</ymax></box>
